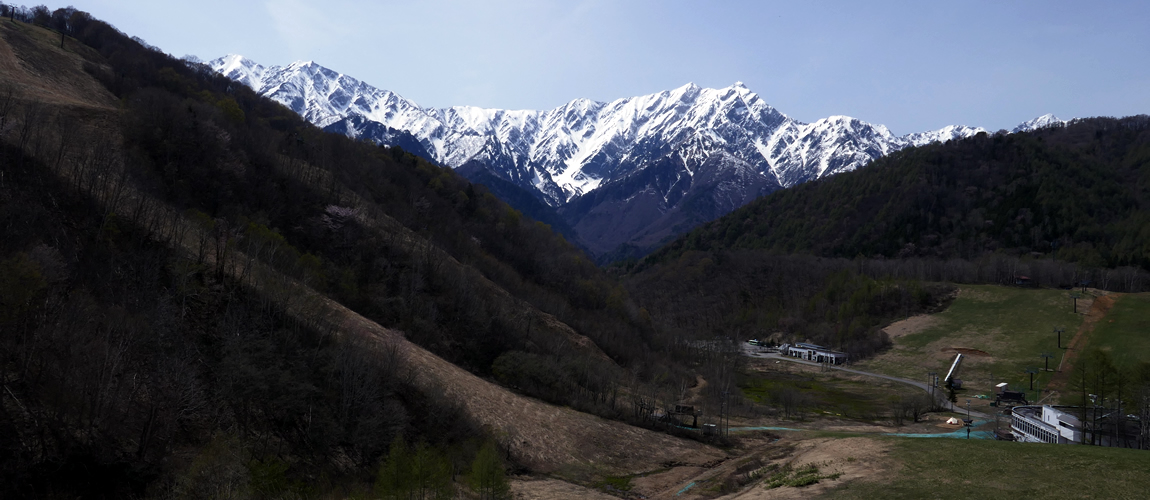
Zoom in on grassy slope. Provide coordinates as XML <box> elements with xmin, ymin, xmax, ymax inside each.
<box><xmin>1085</xmin><ymin>293</ymin><xmax>1150</xmax><ymax>369</ymax></box>
<box><xmin>822</xmin><ymin>437</ymin><xmax>1150</xmax><ymax>499</ymax></box>
<box><xmin>740</xmin><ymin>366</ymin><xmax>921</xmax><ymax>421</ymax></box>
<box><xmin>0</xmin><ymin>18</ymin><xmax>115</xmax><ymax>109</ymax></box>
<box><xmin>856</xmin><ymin>285</ymin><xmax>1083</xmax><ymax>402</ymax></box>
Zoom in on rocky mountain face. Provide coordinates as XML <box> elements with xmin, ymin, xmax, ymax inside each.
<box><xmin>210</xmin><ymin>55</ymin><xmax>1005</xmax><ymax>259</ymax></box>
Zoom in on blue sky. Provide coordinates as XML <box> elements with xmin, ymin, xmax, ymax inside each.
<box><xmin>53</xmin><ymin>0</ymin><xmax>1150</xmax><ymax>134</ymax></box>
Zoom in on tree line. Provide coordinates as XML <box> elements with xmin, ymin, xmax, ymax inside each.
<box><xmin>1069</xmin><ymin>349</ymin><xmax>1150</xmax><ymax>449</ymax></box>
<box><xmin>626</xmin><ymin>251</ymin><xmax>953</xmax><ymax>361</ymax></box>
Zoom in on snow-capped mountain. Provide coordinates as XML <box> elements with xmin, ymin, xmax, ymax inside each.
<box><xmin>211</xmin><ymin>55</ymin><xmax>985</xmax><ymax>200</ymax></box>
<box><xmin>1012</xmin><ymin>113</ymin><xmax>1067</xmax><ymax>133</ymax></box>
<box><xmin>209</xmin><ymin>54</ymin><xmax>997</xmax><ymax>258</ymax></box>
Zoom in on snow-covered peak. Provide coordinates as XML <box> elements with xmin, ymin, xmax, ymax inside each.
<box><xmin>1012</xmin><ymin>113</ymin><xmax>1066</xmax><ymax>133</ymax></box>
<box><xmin>211</xmin><ymin>54</ymin><xmax>268</xmax><ymax>90</ymax></box>
<box><xmin>903</xmin><ymin>124</ymin><xmax>988</xmax><ymax>147</ymax></box>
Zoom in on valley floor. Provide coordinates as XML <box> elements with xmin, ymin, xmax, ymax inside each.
<box><xmin>511</xmin><ymin>413</ymin><xmax>1147</xmax><ymax>499</ymax></box>
<box><xmin>512</xmin><ymin>284</ymin><xmax>1150</xmax><ymax>499</ymax></box>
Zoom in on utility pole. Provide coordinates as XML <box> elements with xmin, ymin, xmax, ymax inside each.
<box><xmin>965</xmin><ymin>399</ymin><xmax>972</xmax><ymax>439</ymax></box>
<box><xmin>1026</xmin><ymin>368</ymin><xmax>1040</xmax><ymax>402</ymax></box>
<box><xmin>720</xmin><ymin>390</ymin><xmax>730</xmax><ymax>439</ymax></box>
<box><xmin>1089</xmin><ymin>394</ymin><xmax>1098</xmax><ymax>446</ymax></box>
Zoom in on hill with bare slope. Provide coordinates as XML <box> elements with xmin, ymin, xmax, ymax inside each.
<box><xmin>0</xmin><ymin>9</ymin><xmax>718</xmax><ymax>497</ymax></box>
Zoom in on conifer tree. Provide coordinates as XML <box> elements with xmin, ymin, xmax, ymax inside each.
<box><xmin>376</xmin><ymin>437</ymin><xmax>413</xmax><ymax>499</ymax></box>
<box><xmin>375</xmin><ymin>437</ymin><xmax>454</xmax><ymax>500</ymax></box>
<box><xmin>467</xmin><ymin>439</ymin><xmax>509</xmax><ymax>500</ymax></box>
<box><xmin>412</xmin><ymin>442</ymin><xmax>454</xmax><ymax>500</ymax></box>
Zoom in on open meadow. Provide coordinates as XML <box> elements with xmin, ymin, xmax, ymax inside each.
<box><xmin>740</xmin><ymin>356</ymin><xmax>923</xmax><ymax>422</ymax></box>
<box><xmin>817</xmin><ymin>436</ymin><xmax>1150</xmax><ymax>499</ymax></box>
<box><xmin>854</xmin><ymin>284</ymin><xmax>1089</xmax><ymax>411</ymax></box>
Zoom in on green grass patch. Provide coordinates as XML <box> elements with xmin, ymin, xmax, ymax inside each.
<box><xmin>740</xmin><ymin>371</ymin><xmax>915</xmax><ymax>420</ymax></box>
<box><xmin>1083</xmin><ymin>293</ymin><xmax>1150</xmax><ymax>369</ymax></box>
<box><xmin>593</xmin><ymin>475</ymin><xmax>632</xmax><ymax>493</ymax></box>
<box><xmin>856</xmin><ymin>285</ymin><xmax>1084</xmax><ymax>401</ymax></box>
<box><xmin>821</xmin><ymin>437</ymin><xmax>1150</xmax><ymax>499</ymax></box>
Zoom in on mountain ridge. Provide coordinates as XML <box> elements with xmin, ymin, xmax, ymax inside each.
<box><xmin>210</xmin><ymin>54</ymin><xmax>993</xmax><ymax>196</ymax></box>
<box><xmin>210</xmin><ymin>54</ymin><xmax>1059</xmax><ymax>259</ymax></box>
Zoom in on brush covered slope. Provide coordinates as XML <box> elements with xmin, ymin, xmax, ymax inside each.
<box><xmin>0</xmin><ymin>8</ymin><xmax>715</xmax><ymax>497</ymax></box>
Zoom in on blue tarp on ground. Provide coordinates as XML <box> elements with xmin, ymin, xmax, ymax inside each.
<box><xmin>728</xmin><ymin>426</ymin><xmax>803</xmax><ymax>432</ymax></box>
<box><xmin>886</xmin><ymin>420</ymin><xmax>995</xmax><ymax>439</ymax></box>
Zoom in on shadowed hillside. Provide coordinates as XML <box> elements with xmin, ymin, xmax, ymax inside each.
<box><xmin>0</xmin><ymin>8</ymin><xmax>720</xmax><ymax>497</ymax></box>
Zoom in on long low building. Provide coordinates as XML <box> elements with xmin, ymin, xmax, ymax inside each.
<box><xmin>1012</xmin><ymin>405</ymin><xmax>1083</xmax><ymax>444</ymax></box>
<box><xmin>779</xmin><ymin>342</ymin><xmax>848</xmax><ymax>365</ymax></box>
<box><xmin>1011</xmin><ymin>404</ymin><xmax>1143</xmax><ymax>447</ymax></box>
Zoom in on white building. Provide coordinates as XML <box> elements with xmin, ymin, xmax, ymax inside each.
<box><xmin>1010</xmin><ymin>405</ymin><xmax>1083</xmax><ymax>444</ymax></box>
<box><xmin>779</xmin><ymin>343</ymin><xmax>848</xmax><ymax>365</ymax></box>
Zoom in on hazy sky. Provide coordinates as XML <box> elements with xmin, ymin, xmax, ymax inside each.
<box><xmin>51</xmin><ymin>0</ymin><xmax>1150</xmax><ymax>134</ymax></box>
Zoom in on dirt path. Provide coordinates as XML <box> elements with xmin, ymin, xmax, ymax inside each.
<box><xmin>882</xmin><ymin>314</ymin><xmax>938</xmax><ymax>340</ymax></box>
<box><xmin>1047</xmin><ymin>293</ymin><xmax>1117</xmax><ymax>392</ymax></box>
<box><xmin>719</xmin><ymin>437</ymin><xmax>892</xmax><ymax>500</ymax></box>
<box><xmin>510</xmin><ymin>477</ymin><xmax>619</xmax><ymax>500</ymax></box>
<box><xmin>686</xmin><ymin>374</ymin><xmax>709</xmax><ymax>405</ymax></box>
<box><xmin>508</xmin><ymin>435</ymin><xmax>891</xmax><ymax>500</ymax></box>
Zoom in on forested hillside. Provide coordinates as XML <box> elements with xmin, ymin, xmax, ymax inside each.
<box><xmin>0</xmin><ymin>6</ymin><xmax>689</xmax><ymax>497</ymax></box>
<box><xmin>651</xmin><ymin>118</ymin><xmax>1150</xmax><ymax>270</ymax></box>
<box><xmin>628</xmin><ymin>117</ymin><xmax>1150</xmax><ymax>359</ymax></box>
<box><xmin>625</xmin><ymin>252</ymin><xmax>955</xmax><ymax>360</ymax></box>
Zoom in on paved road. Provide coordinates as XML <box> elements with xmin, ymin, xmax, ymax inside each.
<box><xmin>744</xmin><ymin>345</ymin><xmax>992</xmax><ymax>419</ymax></box>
